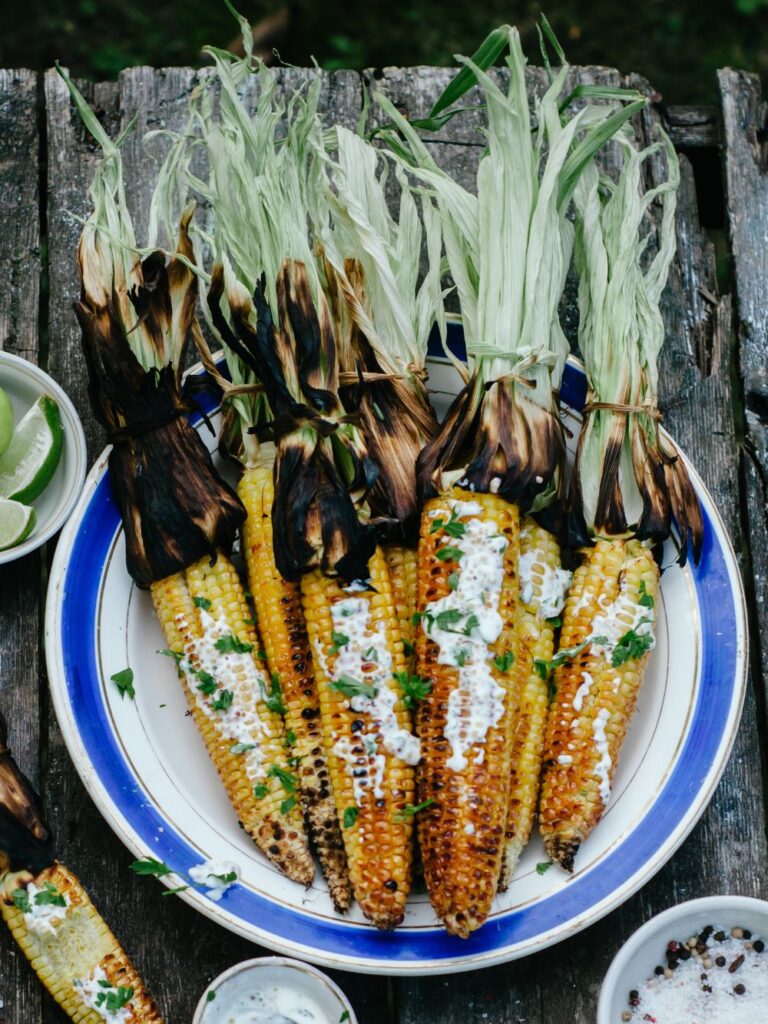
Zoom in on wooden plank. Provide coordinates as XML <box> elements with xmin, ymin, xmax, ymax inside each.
<box><xmin>0</xmin><ymin>67</ymin><xmax>43</xmax><ymax>1024</ymax></box>
<box><xmin>719</xmin><ymin>68</ymin><xmax>768</xmax><ymax>745</ymax></box>
<box><xmin>367</xmin><ymin>66</ymin><xmax>762</xmax><ymax>1024</ymax></box>
<box><xmin>43</xmin><ymin>65</ymin><xmax>388</xmax><ymax>1024</ymax></box>
<box><xmin>666</xmin><ymin>104</ymin><xmax>720</xmax><ymax>148</ymax></box>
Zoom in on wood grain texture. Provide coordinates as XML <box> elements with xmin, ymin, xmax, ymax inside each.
<box><xmin>43</xmin><ymin>65</ymin><xmax>389</xmax><ymax>1024</ymax></box>
<box><xmin>0</xmin><ymin>68</ymin><xmax>42</xmax><ymax>1024</ymax></box>
<box><xmin>3</xmin><ymin>61</ymin><xmax>757</xmax><ymax>1024</ymax></box>
<box><xmin>719</xmin><ymin>68</ymin><xmax>768</xmax><ymax>744</ymax></box>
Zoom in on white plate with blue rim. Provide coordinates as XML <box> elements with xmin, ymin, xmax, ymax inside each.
<box><xmin>45</xmin><ymin>324</ymin><xmax>748</xmax><ymax>975</ymax></box>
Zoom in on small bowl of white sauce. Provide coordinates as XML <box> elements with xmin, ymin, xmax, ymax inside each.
<box><xmin>192</xmin><ymin>957</ymin><xmax>359</xmax><ymax>1024</ymax></box>
<box><xmin>598</xmin><ymin>895</ymin><xmax>768</xmax><ymax>1024</ymax></box>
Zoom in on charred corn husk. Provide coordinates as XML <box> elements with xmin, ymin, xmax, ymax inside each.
<box><xmin>1</xmin><ymin>862</ymin><xmax>162</xmax><ymax>1022</ymax></box>
<box><xmin>538</xmin><ymin>539</ymin><xmax>659</xmax><ymax>871</ymax></box>
<box><xmin>386</xmin><ymin>545</ymin><xmax>418</xmax><ymax>668</ymax></box>
<box><xmin>238</xmin><ymin>448</ymin><xmax>352</xmax><ymax>912</ymax></box>
<box><xmin>415</xmin><ymin>490</ymin><xmax>520</xmax><ymax>937</ymax></box>
<box><xmin>301</xmin><ymin>547</ymin><xmax>418</xmax><ymax>930</ymax></box>
<box><xmin>498</xmin><ymin>519</ymin><xmax>571</xmax><ymax>890</ymax></box>
<box><xmin>151</xmin><ymin>552</ymin><xmax>314</xmax><ymax>884</ymax></box>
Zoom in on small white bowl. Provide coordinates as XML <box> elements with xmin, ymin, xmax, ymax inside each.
<box><xmin>192</xmin><ymin>956</ymin><xmax>359</xmax><ymax>1024</ymax></box>
<box><xmin>598</xmin><ymin>895</ymin><xmax>768</xmax><ymax>1023</ymax></box>
<box><xmin>0</xmin><ymin>351</ymin><xmax>87</xmax><ymax>563</ymax></box>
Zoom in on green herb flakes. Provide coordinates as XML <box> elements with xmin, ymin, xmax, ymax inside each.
<box><xmin>343</xmin><ymin>806</ymin><xmax>359</xmax><ymax>829</ymax></box>
<box><xmin>110</xmin><ymin>667</ymin><xmax>135</xmax><ymax>701</ymax></box>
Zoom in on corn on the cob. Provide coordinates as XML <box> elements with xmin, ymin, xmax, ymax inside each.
<box><xmin>498</xmin><ymin>518</ymin><xmax>571</xmax><ymax>890</ymax></box>
<box><xmin>415</xmin><ymin>489</ymin><xmax>520</xmax><ymax>937</ymax></box>
<box><xmin>301</xmin><ymin>547</ymin><xmax>417</xmax><ymax>930</ymax></box>
<box><xmin>538</xmin><ymin>538</ymin><xmax>659</xmax><ymax>871</ymax></box>
<box><xmin>386</xmin><ymin>545</ymin><xmax>418</xmax><ymax>668</ymax></box>
<box><xmin>238</xmin><ymin>452</ymin><xmax>352</xmax><ymax>912</ymax></box>
<box><xmin>151</xmin><ymin>552</ymin><xmax>314</xmax><ymax>885</ymax></box>
<box><xmin>0</xmin><ymin>862</ymin><xmax>162</xmax><ymax>1022</ymax></box>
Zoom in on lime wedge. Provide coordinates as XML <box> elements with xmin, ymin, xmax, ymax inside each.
<box><xmin>0</xmin><ymin>386</ymin><xmax>13</xmax><ymax>457</ymax></box>
<box><xmin>0</xmin><ymin>498</ymin><xmax>36</xmax><ymax>550</ymax></box>
<box><xmin>0</xmin><ymin>395</ymin><xmax>63</xmax><ymax>503</ymax></box>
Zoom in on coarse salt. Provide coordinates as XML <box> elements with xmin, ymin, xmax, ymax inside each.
<box><xmin>627</xmin><ymin>929</ymin><xmax>768</xmax><ymax>1023</ymax></box>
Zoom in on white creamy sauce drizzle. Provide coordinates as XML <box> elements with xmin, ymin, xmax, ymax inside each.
<box><xmin>572</xmin><ymin>671</ymin><xmax>594</xmax><ymax>714</ymax></box>
<box><xmin>72</xmin><ymin>967</ymin><xmax>131</xmax><ymax>1023</ymax></box>
<box><xmin>590</xmin><ymin>583</ymin><xmax>656</xmax><ymax>661</ymax></box>
<box><xmin>22</xmin><ymin>882</ymin><xmax>70</xmax><ymax>938</ymax></box>
<box><xmin>519</xmin><ymin>549</ymin><xmax>572</xmax><ymax>618</ymax></box>
<box><xmin>592</xmin><ymin>708</ymin><xmax>613</xmax><ymax>804</ymax></box>
<box><xmin>176</xmin><ymin>609</ymin><xmax>269</xmax><ymax>782</ymax></box>
<box><xmin>329</xmin><ymin>594</ymin><xmax>420</xmax><ymax>804</ymax></box>
<box><xmin>423</xmin><ymin>500</ymin><xmax>508</xmax><ymax>772</ymax></box>
<box><xmin>189</xmin><ymin>858</ymin><xmax>240</xmax><ymax>902</ymax></box>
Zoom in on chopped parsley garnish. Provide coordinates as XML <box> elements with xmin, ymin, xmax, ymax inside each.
<box><xmin>207</xmin><ymin>991</ymin><xmax>217</xmax><ymax>1003</ymax></box>
<box><xmin>130</xmin><ymin>858</ymin><xmax>172</xmax><ymax>877</ymax></box>
<box><xmin>534</xmin><ymin>635</ymin><xmax>609</xmax><ymax>678</ymax></box>
<box><xmin>403</xmin><ymin>639</ymin><xmax>414</xmax><ymax>657</ymax></box>
<box><xmin>611</xmin><ymin>624</ymin><xmax>654</xmax><ymax>667</ymax></box>
<box><xmin>395</xmin><ymin>799</ymin><xmax>436</xmax><ymax>821</ymax></box>
<box><xmin>456</xmin><ymin>648</ymin><xmax>470</xmax><ymax>667</ymax></box>
<box><xmin>411</xmin><ymin>611</ymin><xmax>423</xmax><ymax>627</ymax></box>
<box><xmin>268</xmin><ymin>764</ymin><xmax>297</xmax><ymax>792</ymax></box>
<box><xmin>436</xmin><ymin>546</ymin><xmax>463</xmax><ymax>562</ymax></box>
<box><xmin>214</xmin><ymin>634</ymin><xmax>252</xmax><ymax>655</ymax></box>
<box><xmin>96</xmin><ymin>986</ymin><xmax>134</xmax><ymax>1013</ymax></box>
<box><xmin>433</xmin><ymin>609</ymin><xmax>462</xmax><ymax>630</ymax></box>
<box><xmin>161</xmin><ymin>885</ymin><xmax>189</xmax><ymax>896</ymax></box>
<box><xmin>343</xmin><ymin>806</ymin><xmax>359</xmax><ymax>829</ymax></box>
<box><xmin>285</xmin><ymin>730</ymin><xmax>296</xmax><ymax>746</ymax></box>
<box><xmin>536</xmin><ymin>860</ymin><xmax>553</xmax><ymax>875</ymax></box>
<box><xmin>430</xmin><ymin>508</ymin><xmax>466</xmax><ymax>539</ymax></box>
<box><xmin>280</xmin><ymin>796</ymin><xmax>297</xmax><ymax>815</ymax></box>
<box><xmin>447</xmin><ymin>571</ymin><xmax>459</xmax><ymax>591</ymax></box>
<box><xmin>211</xmin><ymin>688</ymin><xmax>234</xmax><ymax>712</ymax></box>
<box><xmin>210</xmin><ymin>870</ymin><xmax>238</xmax><ymax>884</ymax></box>
<box><xmin>546</xmin><ymin>615</ymin><xmax>562</xmax><ymax>628</ymax></box>
<box><xmin>363</xmin><ymin>646</ymin><xmax>378</xmax><ymax>662</ymax></box>
<box><xmin>254</xmin><ymin>783</ymin><xmax>269</xmax><ymax>799</ymax></box>
<box><xmin>493</xmin><ymin>651</ymin><xmax>515</xmax><ymax>673</ymax></box>
<box><xmin>158</xmin><ymin>649</ymin><xmax>183</xmax><ymax>665</ymax></box>
<box><xmin>12</xmin><ymin>888</ymin><xmax>30</xmax><ymax>913</ymax></box>
<box><xmin>110</xmin><ymin>667</ymin><xmax>135</xmax><ymax>701</ymax></box>
<box><xmin>330</xmin><ymin>631</ymin><xmax>350</xmax><ymax>655</ymax></box>
<box><xmin>393</xmin><ymin>671</ymin><xmax>432</xmax><ymax>708</ymax></box>
<box><xmin>265</xmin><ymin>674</ymin><xmax>287</xmax><ymax>715</ymax></box>
<box><xmin>195</xmin><ymin>670</ymin><xmax>217</xmax><ymax>696</ymax></box>
<box><xmin>230</xmin><ymin>742</ymin><xmax>256</xmax><ymax>754</ymax></box>
<box><xmin>256</xmin><ymin>648</ymin><xmax>267</xmax><ymax>662</ymax></box>
<box><xmin>339</xmin><ymin>1013</ymin><xmax>350</xmax><ymax>1023</ymax></box>
<box><xmin>330</xmin><ymin>675</ymin><xmax>377</xmax><ymax>700</ymax></box>
<box><xmin>193</xmin><ymin>595</ymin><xmax>212</xmax><ymax>611</ymax></box>
<box><xmin>33</xmin><ymin>882</ymin><xmax>66</xmax><ymax>908</ymax></box>
<box><xmin>463</xmin><ymin>613</ymin><xmax>479</xmax><ymax>635</ymax></box>
<box><xmin>638</xmin><ymin>579</ymin><xmax>655</xmax><ymax>609</ymax></box>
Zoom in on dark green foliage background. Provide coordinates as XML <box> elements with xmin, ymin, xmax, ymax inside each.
<box><xmin>4</xmin><ymin>0</ymin><xmax>768</xmax><ymax>101</ymax></box>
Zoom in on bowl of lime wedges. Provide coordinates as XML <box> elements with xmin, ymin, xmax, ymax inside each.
<box><xmin>0</xmin><ymin>351</ymin><xmax>86</xmax><ymax>563</ymax></box>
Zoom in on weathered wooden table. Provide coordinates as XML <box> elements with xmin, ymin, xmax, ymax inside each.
<box><xmin>1</xmin><ymin>62</ymin><xmax>767</xmax><ymax>1023</ymax></box>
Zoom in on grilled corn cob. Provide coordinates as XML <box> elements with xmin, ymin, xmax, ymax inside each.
<box><xmin>0</xmin><ymin>862</ymin><xmax>162</xmax><ymax>1022</ymax></box>
<box><xmin>498</xmin><ymin>518</ymin><xmax>571</xmax><ymax>890</ymax></box>
<box><xmin>238</xmin><ymin>448</ymin><xmax>352</xmax><ymax>912</ymax></box>
<box><xmin>301</xmin><ymin>547</ymin><xmax>418</xmax><ymax>929</ymax></box>
<box><xmin>386</xmin><ymin>545</ymin><xmax>418</xmax><ymax>668</ymax></box>
<box><xmin>151</xmin><ymin>552</ymin><xmax>314</xmax><ymax>884</ymax></box>
<box><xmin>538</xmin><ymin>538</ymin><xmax>659</xmax><ymax>871</ymax></box>
<box><xmin>415</xmin><ymin>489</ymin><xmax>520</xmax><ymax>937</ymax></box>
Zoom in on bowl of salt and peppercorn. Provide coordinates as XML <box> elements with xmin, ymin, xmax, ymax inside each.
<box><xmin>598</xmin><ymin>896</ymin><xmax>768</xmax><ymax>1023</ymax></box>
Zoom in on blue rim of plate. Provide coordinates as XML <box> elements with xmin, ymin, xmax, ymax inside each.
<box><xmin>45</xmin><ymin>333</ymin><xmax>748</xmax><ymax>975</ymax></box>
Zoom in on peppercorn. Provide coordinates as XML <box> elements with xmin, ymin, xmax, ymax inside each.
<box><xmin>734</xmin><ymin>983</ymin><xmax>746</xmax><ymax>995</ymax></box>
<box><xmin>715</xmin><ymin>956</ymin><xmax>726</xmax><ymax>967</ymax></box>
<box><xmin>754</xmin><ymin>940</ymin><xmax>765</xmax><ymax>953</ymax></box>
